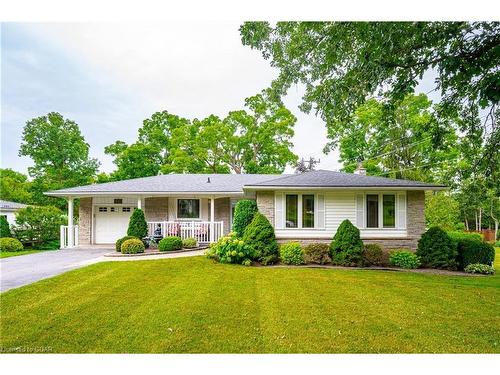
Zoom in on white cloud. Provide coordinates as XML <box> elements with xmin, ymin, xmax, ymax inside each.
<box><xmin>3</xmin><ymin>22</ymin><xmax>342</xmax><ymax>174</ymax></box>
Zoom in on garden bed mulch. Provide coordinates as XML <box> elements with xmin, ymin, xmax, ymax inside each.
<box><xmin>268</xmin><ymin>263</ymin><xmax>484</xmax><ymax>276</ymax></box>
<box><xmin>104</xmin><ymin>246</ymin><xmax>208</xmax><ymax>257</ymax></box>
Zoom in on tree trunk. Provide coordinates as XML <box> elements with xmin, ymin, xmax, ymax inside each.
<box><xmin>475</xmin><ymin>211</ymin><xmax>478</xmax><ymax>231</ymax></box>
<box><xmin>465</xmin><ymin>216</ymin><xmax>469</xmax><ymax>231</ymax></box>
<box><xmin>479</xmin><ymin>208</ymin><xmax>482</xmax><ymax>231</ymax></box>
<box><xmin>491</xmin><ymin>206</ymin><xmax>498</xmax><ymax>242</ymax></box>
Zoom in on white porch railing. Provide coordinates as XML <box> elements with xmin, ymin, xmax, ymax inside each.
<box><xmin>147</xmin><ymin>221</ymin><xmax>224</xmax><ymax>243</ymax></box>
<box><xmin>60</xmin><ymin>225</ymin><xmax>79</xmax><ymax>248</ymax></box>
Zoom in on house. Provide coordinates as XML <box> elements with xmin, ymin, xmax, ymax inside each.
<box><xmin>45</xmin><ymin>169</ymin><xmax>446</xmax><ymax>249</ymax></box>
<box><xmin>0</xmin><ymin>200</ymin><xmax>28</xmax><ymax>226</ymax></box>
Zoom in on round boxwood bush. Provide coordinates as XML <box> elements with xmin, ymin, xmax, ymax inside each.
<box><xmin>127</xmin><ymin>208</ymin><xmax>148</xmax><ymax>239</ymax></box>
<box><xmin>389</xmin><ymin>250</ymin><xmax>421</xmax><ymax>269</ymax></box>
<box><xmin>121</xmin><ymin>238</ymin><xmax>145</xmax><ymax>254</ymax></box>
<box><xmin>0</xmin><ymin>216</ymin><xmax>12</xmax><ymax>237</ymax></box>
<box><xmin>232</xmin><ymin>200</ymin><xmax>258</xmax><ymax>237</ymax></box>
<box><xmin>0</xmin><ymin>237</ymin><xmax>24</xmax><ymax>252</ymax></box>
<box><xmin>303</xmin><ymin>243</ymin><xmax>331</xmax><ymax>264</ymax></box>
<box><xmin>116</xmin><ymin>235</ymin><xmax>138</xmax><ymax>252</ymax></box>
<box><xmin>329</xmin><ymin>219</ymin><xmax>364</xmax><ymax>266</ymax></box>
<box><xmin>182</xmin><ymin>237</ymin><xmax>197</xmax><ymax>248</ymax></box>
<box><xmin>279</xmin><ymin>242</ymin><xmax>304</xmax><ymax>265</ymax></box>
<box><xmin>457</xmin><ymin>239</ymin><xmax>495</xmax><ymax>270</ymax></box>
<box><xmin>362</xmin><ymin>244</ymin><xmax>385</xmax><ymax>267</ymax></box>
<box><xmin>242</xmin><ymin>212</ymin><xmax>279</xmax><ymax>265</ymax></box>
<box><xmin>159</xmin><ymin>236</ymin><xmax>183</xmax><ymax>252</ymax></box>
<box><xmin>416</xmin><ymin>226</ymin><xmax>457</xmax><ymax>270</ymax></box>
<box><xmin>464</xmin><ymin>263</ymin><xmax>495</xmax><ymax>275</ymax></box>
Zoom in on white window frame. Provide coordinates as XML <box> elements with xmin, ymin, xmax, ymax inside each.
<box><xmin>283</xmin><ymin>192</ymin><xmax>317</xmax><ymax>230</ymax></box>
<box><xmin>176</xmin><ymin>198</ymin><xmax>201</xmax><ymax>220</ymax></box>
<box><xmin>364</xmin><ymin>192</ymin><xmax>400</xmax><ymax>229</ymax></box>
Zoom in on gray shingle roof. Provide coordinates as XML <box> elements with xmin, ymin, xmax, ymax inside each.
<box><xmin>45</xmin><ymin>170</ymin><xmax>446</xmax><ymax>196</ymax></box>
<box><xmin>0</xmin><ymin>200</ymin><xmax>28</xmax><ymax>210</ymax></box>
<box><xmin>45</xmin><ymin>173</ymin><xmax>285</xmax><ymax>195</ymax></box>
<box><xmin>245</xmin><ymin>170</ymin><xmax>446</xmax><ymax>189</ymax></box>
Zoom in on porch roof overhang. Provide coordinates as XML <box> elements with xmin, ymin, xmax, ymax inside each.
<box><xmin>44</xmin><ymin>191</ymin><xmax>247</xmax><ymax>199</ymax></box>
<box><xmin>243</xmin><ymin>185</ymin><xmax>448</xmax><ymax>191</ymax></box>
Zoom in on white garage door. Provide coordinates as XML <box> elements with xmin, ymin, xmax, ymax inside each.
<box><xmin>94</xmin><ymin>206</ymin><xmax>134</xmax><ymax>244</ymax></box>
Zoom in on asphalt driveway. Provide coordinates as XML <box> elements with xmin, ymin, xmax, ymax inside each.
<box><xmin>0</xmin><ymin>248</ymin><xmax>111</xmax><ymax>292</ymax></box>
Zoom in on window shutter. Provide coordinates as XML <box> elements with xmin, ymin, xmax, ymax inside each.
<box><xmin>316</xmin><ymin>194</ymin><xmax>325</xmax><ymax>228</ymax></box>
<box><xmin>275</xmin><ymin>192</ymin><xmax>284</xmax><ymax>229</ymax></box>
<box><xmin>168</xmin><ymin>198</ymin><xmax>176</xmax><ymax>220</ymax></box>
<box><xmin>356</xmin><ymin>194</ymin><xmax>364</xmax><ymax>228</ymax></box>
<box><xmin>397</xmin><ymin>193</ymin><xmax>407</xmax><ymax>229</ymax></box>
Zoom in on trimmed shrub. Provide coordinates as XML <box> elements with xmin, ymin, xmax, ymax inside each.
<box><xmin>303</xmin><ymin>243</ymin><xmax>331</xmax><ymax>264</ymax></box>
<box><xmin>416</xmin><ymin>226</ymin><xmax>457</xmax><ymax>270</ymax></box>
<box><xmin>464</xmin><ymin>263</ymin><xmax>495</xmax><ymax>275</ymax></box>
<box><xmin>158</xmin><ymin>236</ymin><xmax>183</xmax><ymax>252</ymax></box>
<box><xmin>206</xmin><ymin>232</ymin><xmax>254</xmax><ymax>264</ymax></box>
<box><xmin>121</xmin><ymin>238</ymin><xmax>145</xmax><ymax>254</ymax></box>
<box><xmin>457</xmin><ymin>239</ymin><xmax>495</xmax><ymax>269</ymax></box>
<box><xmin>279</xmin><ymin>242</ymin><xmax>304</xmax><ymax>265</ymax></box>
<box><xmin>127</xmin><ymin>208</ymin><xmax>148</xmax><ymax>239</ymax></box>
<box><xmin>0</xmin><ymin>237</ymin><xmax>24</xmax><ymax>252</ymax></box>
<box><xmin>447</xmin><ymin>231</ymin><xmax>483</xmax><ymax>250</ymax></box>
<box><xmin>13</xmin><ymin>205</ymin><xmax>65</xmax><ymax>245</ymax></box>
<box><xmin>242</xmin><ymin>212</ymin><xmax>279</xmax><ymax>265</ymax></box>
<box><xmin>362</xmin><ymin>244</ymin><xmax>385</xmax><ymax>267</ymax></box>
<box><xmin>116</xmin><ymin>235</ymin><xmax>138</xmax><ymax>252</ymax></box>
<box><xmin>389</xmin><ymin>250</ymin><xmax>421</xmax><ymax>269</ymax></box>
<box><xmin>0</xmin><ymin>216</ymin><xmax>12</xmax><ymax>237</ymax></box>
<box><xmin>182</xmin><ymin>237</ymin><xmax>197</xmax><ymax>248</ymax></box>
<box><xmin>232</xmin><ymin>200</ymin><xmax>258</xmax><ymax>237</ymax></box>
<box><xmin>329</xmin><ymin>219</ymin><xmax>364</xmax><ymax>266</ymax></box>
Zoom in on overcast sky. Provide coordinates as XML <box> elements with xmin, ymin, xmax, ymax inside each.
<box><xmin>1</xmin><ymin>22</ymin><xmax>437</xmax><ymax>176</ymax></box>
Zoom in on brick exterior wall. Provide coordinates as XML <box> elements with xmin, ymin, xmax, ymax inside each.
<box><xmin>144</xmin><ymin>197</ymin><xmax>169</xmax><ymax>221</ymax></box>
<box><xmin>214</xmin><ymin>198</ymin><xmax>231</xmax><ymax>235</ymax></box>
<box><xmin>256</xmin><ymin>191</ymin><xmax>274</xmax><ymax>226</ymax></box>
<box><xmin>78</xmin><ymin>197</ymin><xmax>92</xmax><ymax>245</ymax></box>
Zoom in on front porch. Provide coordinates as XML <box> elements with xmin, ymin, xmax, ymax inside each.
<box><xmin>60</xmin><ymin>194</ymin><xmax>236</xmax><ymax>248</ymax></box>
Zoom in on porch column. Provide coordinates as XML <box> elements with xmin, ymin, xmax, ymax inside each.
<box><xmin>210</xmin><ymin>197</ymin><xmax>215</xmax><ymax>242</ymax></box>
<box><xmin>68</xmin><ymin>197</ymin><xmax>74</xmax><ymax>248</ymax></box>
<box><xmin>137</xmin><ymin>197</ymin><xmax>142</xmax><ymax>210</ymax></box>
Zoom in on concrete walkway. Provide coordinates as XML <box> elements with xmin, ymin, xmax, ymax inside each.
<box><xmin>0</xmin><ymin>247</ymin><xmax>205</xmax><ymax>292</ymax></box>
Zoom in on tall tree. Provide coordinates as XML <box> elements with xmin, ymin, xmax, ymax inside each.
<box><xmin>0</xmin><ymin>169</ymin><xmax>32</xmax><ymax>203</ymax></box>
<box><xmin>338</xmin><ymin>94</ymin><xmax>459</xmax><ymax>182</ymax></box>
<box><xmin>240</xmin><ymin>22</ymin><xmax>499</xmax><ymax>177</ymax></box>
<box><xmin>104</xmin><ymin>141</ymin><xmax>162</xmax><ymax>180</ymax></box>
<box><xmin>106</xmin><ymin>94</ymin><xmax>298</xmax><ymax>176</ymax></box>
<box><xmin>19</xmin><ymin>112</ymin><xmax>99</xmax><ymax>207</ymax></box>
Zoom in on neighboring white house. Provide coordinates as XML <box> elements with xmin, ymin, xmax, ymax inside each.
<box><xmin>45</xmin><ymin>169</ymin><xmax>446</xmax><ymax>249</ymax></box>
<box><xmin>0</xmin><ymin>200</ymin><xmax>28</xmax><ymax>226</ymax></box>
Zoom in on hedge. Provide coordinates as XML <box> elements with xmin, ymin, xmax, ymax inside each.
<box><xmin>303</xmin><ymin>243</ymin><xmax>331</xmax><ymax>264</ymax></box>
<box><xmin>159</xmin><ymin>236</ymin><xmax>183</xmax><ymax>252</ymax></box>
<box><xmin>279</xmin><ymin>242</ymin><xmax>304</xmax><ymax>265</ymax></box>
<box><xmin>116</xmin><ymin>235</ymin><xmax>138</xmax><ymax>252</ymax></box>
<box><xmin>0</xmin><ymin>237</ymin><xmax>24</xmax><ymax>252</ymax></box>
<box><xmin>121</xmin><ymin>238</ymin><xmax>145</xmax><ymax>254</ymax></box>
<box><xmin>457</xmin><ymin>239</ymin><xmax>495</xmax><ymax>269</ymax></box>
<box><xmin>416</xmin><ymin>226</ymin><xmax>457</xmax><ymax>270</ymax></box>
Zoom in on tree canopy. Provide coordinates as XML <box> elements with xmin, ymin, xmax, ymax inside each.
<box><xmin>19</xmin><ymin>112</ymin><xmax>99</xmax><ymax>207</ymax></box>
<box><xmin>240</xmin><ymin>22</ymin><xmax>499</xmax><ymax>178</ymax></box>
<box><xmin>338</xmin><ymin>94</ymin><xmax>459</xmax><ymax>182</ymax></box>
<box><xmin>0</xmin><ymin>168</ymin><xmax>32</xmax><ymax>204</ymax></box>
<box><xmin>106</xmin><ymin>94</ymin><xmax>298</xmax><ymax>178</ymax></box>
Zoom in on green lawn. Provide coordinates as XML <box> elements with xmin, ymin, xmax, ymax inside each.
<box><xmin>1</xmin><ymin>250</ymin><xmax>499</xmax><ymax>353</ymax></box>
<box><xmin>0</xmin><ymin>250</ymin><xmax>44</xmax><ymax>258</ymax></box>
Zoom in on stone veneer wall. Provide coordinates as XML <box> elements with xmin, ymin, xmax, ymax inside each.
<box><xmin>144</xmin><ymin>197</ymin><xmax>169</xmax><ymax>221</ymax></box>
<box><xmin>214</xmin><ymin>197</ymin><xmax>231</xmax><ymax>235</ymax></box>
<box><xmin>256</xmin><ymin>191</ymin><xmax>275</xmax><ymax>226</ymax></box>
<box><xmin>78</xmin><ymin>197</ymin><xmax>92</xmax><ymax>245</ymax></box>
